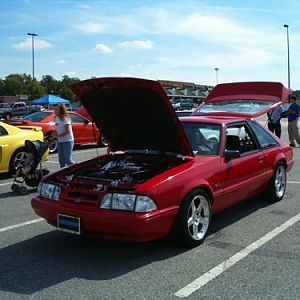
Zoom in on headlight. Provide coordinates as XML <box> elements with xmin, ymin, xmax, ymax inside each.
<box><xmin>100</xmin><ymin>193</ymin><xmax>157</xmax><ymax>212</ymax></box>
<box><xmin>38</xmin><ymin>182</ymin><xmax>61</xmax><ymax>201</ymax></box>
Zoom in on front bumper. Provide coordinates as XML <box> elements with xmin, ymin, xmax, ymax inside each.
<box><xmin>31</xmin><ymin>196</ymin><xmax>178</xmax><ymax>242</ymax></box>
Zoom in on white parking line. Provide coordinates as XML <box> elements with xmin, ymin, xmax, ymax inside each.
<box><xmin>174</xmin><ymin>212</ymin><xmax>300</xmax><ymax>298</ymax></box>
<box><xmin>45</xmin><ymin>160</ymin><xmax>59</xmax><ymax>164</ymax></box>
<box><xmin>0</xmin><ymin>218</ymin><xmax>44</xmax><ymax>233</ymax></box>
<box><xmin>0</xmin><ymin>182</ymin><xmax>12</xmax><ymax>186</ymax></box>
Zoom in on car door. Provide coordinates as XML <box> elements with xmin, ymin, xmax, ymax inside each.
<box><xmin>69</xmin><ymin>113</ymin><xmax>97</xmax><ymax>145</ymax></box>
<box><xmin>0</xmin><ymin>124</ymin><xmax>13</xmax><ymax>172</ymax></box>
<box><xmin>217</xmin><ymin>122</ymin><xmax>267</xmax><ymax>210</ymax></box>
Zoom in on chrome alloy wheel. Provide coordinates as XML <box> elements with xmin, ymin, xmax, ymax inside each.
<box><xmin>187</xmin><ymin>194</ymin><xmax>210</xmax><ymax>241</ymax></box>
<box><xmin>274</xmin><ymin>164</ymin><xmax>286</xmax><ymax>198</ymax></box>
<box><xmin>15</xmin><ymin>150</ymin><xmax>28</xmax><ymax>162</ymax></box>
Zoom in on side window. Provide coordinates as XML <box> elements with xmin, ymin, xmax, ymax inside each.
<box><xmin>0</xmin><ymin>125</ymin><xmax>8</xmax><ymax>136</ymax></box>
<box><xmin>225</xmin><ymin>123</ymin><xmax>258</xmax><ymax>154</ymax></box>
<box><xmin>70</xmin><ymin>114</ymin><xmax>86</xmax><ymax>124</ymax></box>
<box><xmin>248</xmin><ymin>121</ymin><xmax>279</xmax><ymax>148</ymax></box>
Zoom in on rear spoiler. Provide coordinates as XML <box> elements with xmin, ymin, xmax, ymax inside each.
<box><xmin>16</xmin><ymin>125</ymin><xmax>43</xmax><ymax>131</ymax></box>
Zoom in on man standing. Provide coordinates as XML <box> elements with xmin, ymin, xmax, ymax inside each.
<box><xmin>267</xmin><ymin>104</ymin><xmax>284</xmax><ymax>138</ymax></box>
<box><xmin>286</xmin><ymin>95</ymin><xmax>300</xmax><ymax>147</ymax></box>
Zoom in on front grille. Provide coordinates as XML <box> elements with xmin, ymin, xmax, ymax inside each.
<box><xmin>62</xmin><ymin>187</ymin><xmax>104</xmax><ymax>206</ymax></box>
<box><xmin>68</xmin><ymin>191</ymin><xmax>98</xmax><ymax>200</ymax></box>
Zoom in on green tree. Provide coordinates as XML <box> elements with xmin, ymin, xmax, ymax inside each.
<box><xmin>59</xmin><ymin>75</ymin><xmax>80</xmax><ymax>101</ymax></box>
<box><xmin>2</xmin><ymin>73</ymin><xmax>30</xmax><ymax>95</ymax></box>
<box><xmin>0</xmin><ymin>78</ymin><xmax>4</xmax><ymax>96</ymax></box>
<box><xmin>40</xmin><ymin>74</ymin><xmax>59</xmax><ymax>95</ymax></box>
<box><xmin>26</xmin><ymin>80</ymin><xmax>46</xmax><ymax>100</ymax></box>
<box><xmin>58</xmin><ymin>85</ymin><xmax>76</xmax><ymax>101</ymax></box>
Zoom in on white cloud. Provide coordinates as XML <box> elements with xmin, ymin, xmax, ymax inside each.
<box><xmin>12</xmin><ymin>38</ymin><xmax>52</xmax><ymax>50</ymax></box>
<box><xmin>56</xmin><ymin>59</ymin><xmax>67</xmax><ymax>64</ymax></box>
<box><xmin>118</xmin><ymin>39</ymin><xmax>153</xmax><ymax>49</ymax></box>
<box><xmin>76</xmin><ymin>22</ymin><xmax>107</xmax><ymax>33</ymax></box>
<box><xmin>94</xmin><ymin>43</ymin><xmax>113</xmax><ymax>53</ymax></box>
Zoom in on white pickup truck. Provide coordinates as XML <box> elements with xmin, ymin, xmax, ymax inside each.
<box><xmin>0</xmin><ymin>102</ymin><xmax>42</xmax><ymax>120</ymax></box>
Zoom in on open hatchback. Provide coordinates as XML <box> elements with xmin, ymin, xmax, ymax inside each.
<box><xmin>193</xmin><ymin>81</ymin><xmax>291</xmax><ymax>118</ymax></box>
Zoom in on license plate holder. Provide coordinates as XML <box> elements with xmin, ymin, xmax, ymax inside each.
<box><xmin>57</xmin><ymin>214</ymin><xmax>80</xmax><ymax>235</ymax></box>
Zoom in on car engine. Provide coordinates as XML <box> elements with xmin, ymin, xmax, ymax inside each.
<box><xmin>72</xmin><ymin>154</ymin><xmax>186</xmax><ymax>185</ymax></box>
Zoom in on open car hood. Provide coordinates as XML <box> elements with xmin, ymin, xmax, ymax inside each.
<box><xmin>70</xmin><ymin>77</ymin><xmax>193</xmax><ymax>156</ymax></box>
<box><xmin>193</xmin><ymin>81</ymin><xmax>291</xmax><ymax>118</ymax></box>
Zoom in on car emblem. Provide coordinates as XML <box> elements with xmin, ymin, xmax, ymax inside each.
<box><xmin>74</xmin><ymin>198</ymin><xmax>81</xmax><ymax>204</ymax></box>
<box><xmin>95</xmin><ymin>184</ymin><xmax>108</xmax><ymax>191</ymax></box>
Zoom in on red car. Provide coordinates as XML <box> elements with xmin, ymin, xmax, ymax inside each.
<box><xmin>8</xmin><ymin>110</ymin><xmax>107</xmax><ymax>153</ymax></box>
<box><xmin>31</xmin><ymin>78</ymin><xmax>294</xmax><ymax>247</ymax></box>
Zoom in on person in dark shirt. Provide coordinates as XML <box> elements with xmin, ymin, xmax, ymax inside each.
<box><xmin>285</xmin><ymin>96</ymin><xmax>300</xmax><ymax>147</ymax></box>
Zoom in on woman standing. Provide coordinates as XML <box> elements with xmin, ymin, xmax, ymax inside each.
<box><xmin>52</xmin><ymin>103</ymin><xmax>75</xmax><ymax>167</ymax></box>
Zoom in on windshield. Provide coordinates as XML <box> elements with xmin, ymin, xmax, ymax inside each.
<box><xmin>195</xmin><ymin>99</ymin><xmax>273</xmax><ymax>115</ymax></box>
<box><xmin>182</xmin><ymin>122</ymin><xmax>221</xmax><ymax>155</ymax></box>
<box><xmin>22</xmin><ymin>111</ymin><xmax>52</xmax><ymax>122</ymax></box>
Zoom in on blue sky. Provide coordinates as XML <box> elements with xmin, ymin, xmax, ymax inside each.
<box><xmin>1</xmin><ymin>0</ymin><xmax>300</xmax><ymax>89</ymax></box>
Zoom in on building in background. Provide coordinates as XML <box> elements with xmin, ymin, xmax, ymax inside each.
<box><xmin>0</xmin><ymin>95</ymin><xmax>28</xmax><ymax>103</ymax></box>
<box><xmin>158</xmin><ymin>80</ymin><xmax>213</xmax><ymax>105</ymax></box>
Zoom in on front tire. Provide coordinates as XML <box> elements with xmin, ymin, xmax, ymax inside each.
<box><xmin>173</xmin><ymin>189</ymin><xmax>211</xmax><ymax>247</ymax></box>
<box><xmin>264</xmin><ymin>162</ymin><xmax>287</xmax><ymax>202</ymax></box>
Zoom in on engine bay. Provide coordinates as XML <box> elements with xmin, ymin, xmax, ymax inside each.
<box><xmin>72</xmin><ymin>153</ymin><xmax>186</xmax><ymax>185</ymax></box>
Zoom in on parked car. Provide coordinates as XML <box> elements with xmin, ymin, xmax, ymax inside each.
<box><xmin>171</xmin><ymin>99</ymin><xmax>194</xmax><ymax>111</ymax></box>
<box><xmin>31</xmin><ymin>78</ymin><xmax>293</xmax><ymax>247</ymax></box>
<box><xmin>0</xmin><ymin>121</ymin><xmax>48</xmax><ymax>174</ymax></box>
<box><xmin>0</xmin><ymin>102</ymin><xmax>41</xmax><ymax>120</ymax></box>
<box><xmin>171</xmin><ymin>99</ymin><xmax>181</xmax><ymax>110</ymax></box>
<box><xmin>179</xmin><ymin>98</ymin><xmax>194</xmax><ymax>110</ymax></box>
<box><xmin>7</xmin><ymin>110</ymin><xmax>107</xmax><ymax>153</ymax></box>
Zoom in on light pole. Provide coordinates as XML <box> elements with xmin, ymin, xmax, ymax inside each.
<box><xmin>283</xmin><ymin>24</ymin><xmax>290</xmax><ymax>89</ymax></box>
<box><xmin>27</xmin><ymin>32</ymin><xmax>38</xmax><ymax>80</ymax></box>
<box><xmin>214</xmin><ymin>67</ymin><xmax>219</xmax><ymax>85</ymax></box>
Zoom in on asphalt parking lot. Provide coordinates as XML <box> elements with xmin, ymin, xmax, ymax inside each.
<box><xmin>0</xmin><ymin>119</ymin><xmax>299</xmax><ymax>299</ymax></box>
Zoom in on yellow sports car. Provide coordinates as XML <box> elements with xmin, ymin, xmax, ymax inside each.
<box><xmin>0</xmin><ymin>122</ymin><xmax>48</xmax><ymax>174</ymax></box>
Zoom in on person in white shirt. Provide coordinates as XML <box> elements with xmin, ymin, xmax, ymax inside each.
<box><xmin>267</xmin><ymin>104</ymin><xmax>284</xmax><ymax>138</ymax></box>
<box><xmin>52</xmin><ymin>103</ymin><xmax>75</xmax><ymax>167</ymax></box>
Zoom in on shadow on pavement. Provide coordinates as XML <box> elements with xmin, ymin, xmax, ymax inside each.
<box><xmin>0</xmin><ymin>193</ymin><xmax>276</xmax><ymax>295</ymax></box>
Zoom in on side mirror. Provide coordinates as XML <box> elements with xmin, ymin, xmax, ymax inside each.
<box><xmin>224</xmin><ymin>149</ymin><xmax>240</xmax><ymax>161</ymax></box>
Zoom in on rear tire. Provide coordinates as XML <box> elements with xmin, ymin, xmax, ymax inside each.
<box><xmin>172</xmin><ymin>189</ymin><xmax>211</xmax><ymax>247</ymax></box>
<box><xmin>9</xmin><ymin>148</ymin><xmax>27</xmax><ymax>175</ymax></box>
<box><xmin>264</xmin><ymin>162</ymin><xmax>287</xmax><ymax>202</ymax></box>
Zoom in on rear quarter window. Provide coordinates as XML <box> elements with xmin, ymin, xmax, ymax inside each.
<box><xmin>248</xmin><ymin>121</ymin><xmax>279</xmax><ymax>148</ymax></box>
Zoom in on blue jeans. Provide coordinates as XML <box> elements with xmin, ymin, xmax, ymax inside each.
<box><xmin>57</xmin><ymin>141</ymin><xmax>75</xmax><ymax>167</ymax></box>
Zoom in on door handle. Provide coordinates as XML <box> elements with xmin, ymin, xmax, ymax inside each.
<box><xmin>258</xmin><ymin>156</ymin><xmax>264</xmax><ymax>162</ymax></box>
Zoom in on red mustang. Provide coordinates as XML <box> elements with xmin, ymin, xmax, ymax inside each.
<box><xmin>7</xmin><ymin>110</ymin><xmax>107</xmax><ymax>153</ymax></box>
<box><xmin>31</xmin><ymin>78</ymin><xmax>294</xmax><ymax>247</ymax></box>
